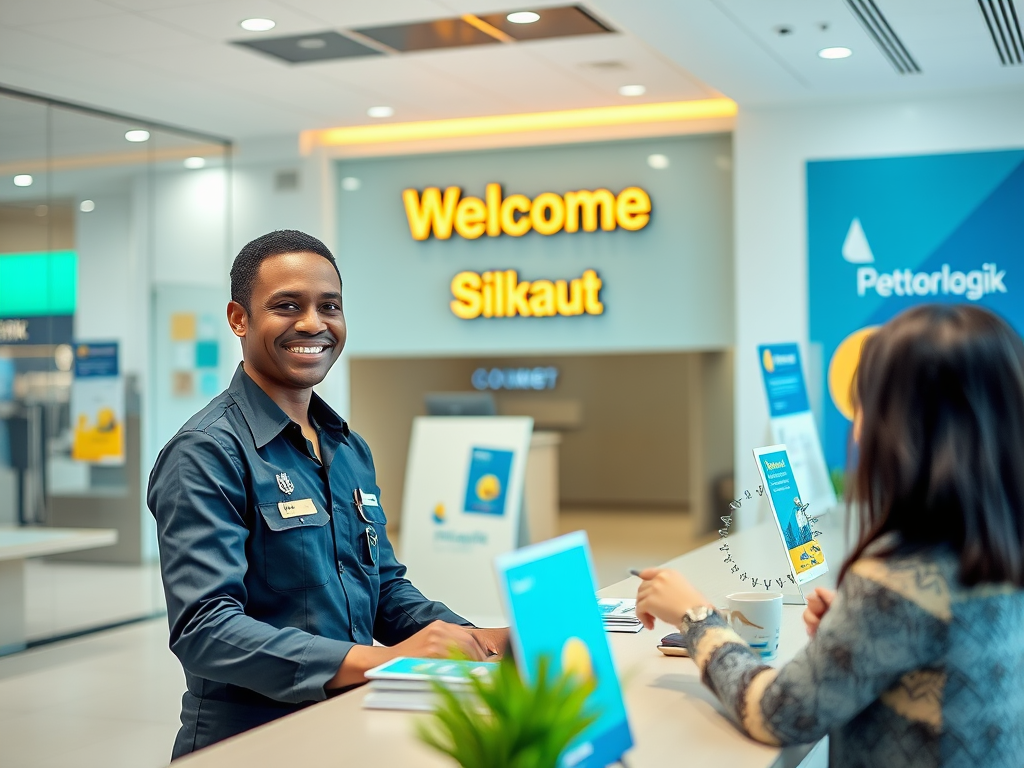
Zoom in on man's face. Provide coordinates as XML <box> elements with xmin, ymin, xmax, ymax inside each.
<box><xmin>229</xmin><ymin>251</ymin><xmax>346</xmax><ymax>391</ymax></box>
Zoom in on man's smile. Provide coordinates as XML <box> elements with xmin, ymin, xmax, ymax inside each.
<box><xmin>283</xmin><ymin>343</ymin><xmax>332</xmax><ymax>355</ymax></box>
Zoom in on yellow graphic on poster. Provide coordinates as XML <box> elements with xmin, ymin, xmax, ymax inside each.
<box><xmin>71</xmin><ymin>342</ymin><xmax>126</xmax><ymax>465</ymax></box>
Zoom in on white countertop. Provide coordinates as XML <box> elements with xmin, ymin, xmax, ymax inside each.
<box><xmin>0</xmin><ymin>527</ymin><xmax>118</xmax><ymax>561</ymax></box>
<box><xmin>177</xmin><ymin>510</ymin><xmax>849</xmax><ymax>768</ymax></box>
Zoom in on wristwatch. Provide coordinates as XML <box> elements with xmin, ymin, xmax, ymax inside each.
<box><xmin>681</xmin><ymin>605</ymin><xmax>714</xmax><ymax>629</ymax></box>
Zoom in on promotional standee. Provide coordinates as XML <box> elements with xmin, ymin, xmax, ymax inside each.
<box><xmin>752</xmin><ymin>445</ymin><xmax>829</xmax><ymax>587</ymax></box>
<box><xmin>70</xmin><ymin>341</ymin><xmax>125</xmax><ymax>465</ymax></box>
<box><xmin>757</xmin><ymin>344</ymin><xmax>836</xmax><ymax>514</ymax></box>
<box><xmin>809</xmin><ymin>148</ymin><xmax>1024</xmax><ymax>474</ymax></box>
<box><xmin>399</xmin><ymin>416</ymin><xmax>533</xmax><ymax>624</ymax></box>
<box><xmin>495</xmin><ymin>531</ymin><xmax>633</xmax><ymax>768</ymax></box>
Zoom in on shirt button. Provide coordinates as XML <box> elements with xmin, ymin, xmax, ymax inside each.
<box><xmin>337</xmin><ymin>561</ymin><xmax>344</xmax><ymax>574</ymax></box>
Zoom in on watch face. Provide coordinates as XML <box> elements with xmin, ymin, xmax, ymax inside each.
<box><xmin>685</xmin><ymin>606</ymin><xmax>711</xmax><ymax>623</ymax></box>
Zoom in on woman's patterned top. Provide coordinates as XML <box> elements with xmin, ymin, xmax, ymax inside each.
<box><xmin>680</xmin><ymin>544</ymin><xmax>1024</xmax><ymax>767</ymax></box>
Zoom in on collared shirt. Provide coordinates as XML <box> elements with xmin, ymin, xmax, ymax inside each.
<box><xmin>148</xmin><ymin>364</ymin><xmax>466</xmax><ymax>742</ymax></box>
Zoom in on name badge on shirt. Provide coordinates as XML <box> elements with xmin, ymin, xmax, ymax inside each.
<box><xmin>279</xmin><ymin>498</ymin><xmax>318</xmax><ymax>519</ymax></box>
<box><xmin>360</xmin><ymin>492</ymin><xmax>379</xmax><ymax>507</ymax></box>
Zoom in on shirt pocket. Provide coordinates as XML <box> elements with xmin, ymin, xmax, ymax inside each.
<box><xmin>356</xmin><ymin>501</ymin><xmax>386</xmax><ymax>575</ymax></box>
<box><xmin>257</xmin><ymin>502</ymin><xmax>332</xmax><ymax>592</ymax></box>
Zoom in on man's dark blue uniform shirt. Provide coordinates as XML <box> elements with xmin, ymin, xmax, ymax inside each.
<box><xmin>148</xmin><ymin>364</ymin><xmax>465</xmax><ymax>756</ymax></box>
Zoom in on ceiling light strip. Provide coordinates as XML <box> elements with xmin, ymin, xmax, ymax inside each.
<box><xmin>998</xmin><ymin>0</ymin><xmax>1024</xmax><ymax>60</ymax></box>
<box><xmin>979</xmin><ymin>0</ymin><xmax>1024</xmax><ymax>64</ymax></box>
<box><xmin>978</xmin><ymin>0</ymin><xmax>1009</xmax><ymax>63</ymax></box>
<box><xmin>844</xmin><ymin>0</ymin><xmax>920</xmax><ymax>74</ymax></box>
<box><xmin>301</xmin><ymin>98</ymin><xmax>737</xmax><ymax>150</ymax></box>
<box><xmin>1008</xmin><ymin>0</ymin><xmax>1024</xmax><ymax>60</ymax></box>
<box><xmin>989</xmin><ymin>0</ymin><xmax>1014</xmax><ymax>60</ymax></box>
<box><xmin>462</xmin><ymin>14</ymin><xmax>513</xmax><ymax>42</ymax></box>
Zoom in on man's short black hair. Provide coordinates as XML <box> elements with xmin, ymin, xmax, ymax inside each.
<box><xmin>230</xmin><ymin>230</ymin><xmax>341</xmax><ymax>313</ymax></box>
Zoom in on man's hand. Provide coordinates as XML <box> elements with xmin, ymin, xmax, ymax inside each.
<box><xmin>635</xmin><ymin>568</ymin><xmax>710</xmax><ymax>631</ymax></box>
<box><xmin>393</xmin><ymin>620</ymin><xmax>490</xmax><ymax>660</ymax></box>
<box><xmin>327</xmin><ymin>620</ymin><xmax>491</xmax><ymax>690</ymax></box>
<box><xmin>466</xmin><ymin>627</ymin><xmax>509</xmax><ymax>657</ymax></box>
<box><xmin>802</xmin><ymin>587</ymin><xmax>835</xmax><ymax>637</ymax></box>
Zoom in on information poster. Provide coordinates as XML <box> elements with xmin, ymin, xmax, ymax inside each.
<box><xmin>495</xmin><ymin>532</ymin><xmax>633</xmax><ymax>768</ymax></box>
<box><xmin>809</xmin><ymin>149</ymin><xmax>1024</xmax><ymax>473</ymax></box>
<box><xmin>71</xmin><ymin>342</ymin><xmax>125</xmax><ymax>465</ymax></box>
<box><xmin>758</xmin><ymin>343</ymin><xmax>836</xmax><ymax>515</ymax></box>
<box><xmin>399</xmin><ymin>416</ymin><xmax>533</xmax><ymax>624</ymax></box>
<box><xmin>753</xmin><ymin>444</ymin><xmax>828</xmax><ymax>585</ymax></box>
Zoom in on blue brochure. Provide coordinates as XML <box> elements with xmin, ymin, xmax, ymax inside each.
<box><xmin>495</xmin><ymin>531</ymin><xmax>633</xmax><ymax>768</ymax></box>
<box><xmin>463</xmin><ymin>446</ymin><xmax>513</xmax><ymax>515</ymax></box>
<box><xmin>753</xmin><ymin>444</ymin><xmax>829</xmax><ymax>585</ymax></box>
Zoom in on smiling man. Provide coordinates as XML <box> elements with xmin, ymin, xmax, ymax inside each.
<box><xmin>148</xmin><ymin>230</ymin><xmax>507</xmax><ymax>759</ymax></box>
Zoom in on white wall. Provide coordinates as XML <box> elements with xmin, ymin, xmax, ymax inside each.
<box><xmin>732</xmin><ymin>87</ymin><xmax>1024</xmax><ymax>527</ymax></box>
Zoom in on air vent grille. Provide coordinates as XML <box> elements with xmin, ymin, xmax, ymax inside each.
<box><xmin>843</xmin><ymin>0</ymin><xmax>921</xmax><ymax>74</ymax></box>
<box><xmin>977</xmin><ymin>0</ymin><xmax>1024</xmax><ymax>65</ymax></box>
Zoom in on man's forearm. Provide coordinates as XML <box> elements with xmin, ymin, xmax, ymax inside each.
<box><xmin>326</xmin><ymin>644</ymin><xmax>398</xmax><ymax>689</ymax></box>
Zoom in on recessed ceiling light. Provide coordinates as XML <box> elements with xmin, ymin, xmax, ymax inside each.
<box><xmin>125</xmin><ymin>129</ymin><xmax>150</xmax><ymax>142</ymax></box>
<box><xmin>647</xmin><ymin>154</ymin><xmax>670</xmax><ymax>170</ymax></box>
<box><xmin>13</xmin><ymin>174</ymin><xmax>32</xmax><ymax>187</ymax></box>
<box><xmin>80</xmin><ymin>199</ymin><xmax>96</xmax><ymax>212</ymax></box>
<box><xmin>818</xmin><ymin>46</ymin><xmax>852</xmax><ymax>59</ymax></box>
<box><xmin>507</xmin><ymin>11</ymin><xmax>540</xmax><ymax>24</ymax></box>
<box><xmin>240</xmin><ymin>18</ymin><xmax>275</xmax><ymax>32</ymax></box>
<box><xmin>297</xmin><ymin>37</ymin><xmax>326</xmax><ymax>49</ymax></box>
<box><xmin>618</xmin><ymin>84</ymin><xmax>646</xmax><ymax>97</ymax></box>
<box><xmin>367</xmin><ymin>106</ymin><xmax>394</xmax><ymax>118</ymax></box>
<box><xmin>341</xmin><ymin>176</ymin><xmax>361</xmax><ymax>191</ymax></box>
<box><xmin>184</xmin><ymin>157</ymin><xmax>206</xmax><ymax>169</ymax></box>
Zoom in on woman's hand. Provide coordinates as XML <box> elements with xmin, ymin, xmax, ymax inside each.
<box><xmin>802</xmin><ymin>587</ymin><xmax>835</xmax><ymax>637</ymax></box>
<box><xmin>635</xmin><ymin>568</ymin><xmax>710</xmax><ymax>631</ymax></box>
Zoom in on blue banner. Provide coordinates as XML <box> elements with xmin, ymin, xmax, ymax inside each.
<box><xmin>758</xmin><ymin>343</ymin><xmax>810</xmax><ymax>418</ymax></box>
<box><xmin>808</xmin><ymin>149</ymin><xmax>1024</xmax><ymax>471</ymax></box>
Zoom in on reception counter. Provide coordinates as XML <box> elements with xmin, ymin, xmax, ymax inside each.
<box><xmin>178</xmin><ymin>511</ymin><xmax>846</xmax><ymax>768</ymax></box>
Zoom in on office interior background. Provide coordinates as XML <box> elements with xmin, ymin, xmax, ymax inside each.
<box><xmin>1</xmin><ymin>0</ymin><xmax>1023</xmax><ymax>765</ymax></box>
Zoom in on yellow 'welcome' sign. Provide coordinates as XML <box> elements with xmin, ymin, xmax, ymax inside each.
<box><xmin>403</xmin><ymin>183</ymin><xmax>651</xmax><ymax>240</ymax></box>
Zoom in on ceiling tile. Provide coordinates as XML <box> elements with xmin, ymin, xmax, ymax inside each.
<box><xmin>23</xmin><ymin>12</ymin><xmax>207</xmax><ymax>53</ymax></box>
<box><xmin>141</xmin><ymin>0</ymin><xmax>328</xmax><ymax>43</ymax></box>
<box><xmin>276</xmin><ymin>0</ymin><xmax>453</xmax><ymax>29</ymax></box>
<box><xmin>0</xmin><ymin>0</ymin><xmax>119</xmax><ymax>27</ymax></box>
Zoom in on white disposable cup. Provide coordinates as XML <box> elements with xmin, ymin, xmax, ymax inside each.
<box><xmin>723</xmin><ymin>592</ymin><xmax>783</xmax><ymax>660</ymax></box>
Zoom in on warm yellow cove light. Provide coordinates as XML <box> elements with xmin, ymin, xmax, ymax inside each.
<box><xmin>301</xmin><ymin>98</ymin><xmax>737</xmax><ymax>151</ymax></box>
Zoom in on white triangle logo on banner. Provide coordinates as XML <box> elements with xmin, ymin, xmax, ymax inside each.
<box><xmin>842</xmin><ymin>217</ymin><xmax>875</xmax><ymax>263</ymax></box>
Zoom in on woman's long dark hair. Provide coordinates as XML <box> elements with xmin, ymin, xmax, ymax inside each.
<box><xmin>839</xmin><ymin>304</ymin><xmax>1024</xmax><ymax>586</ymax></box>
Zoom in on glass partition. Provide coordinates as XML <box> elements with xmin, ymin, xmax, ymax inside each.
<box><xmin>0</xmin><ymin>85</ymin><xmax>231</xmax><ymax>648</ymax></box>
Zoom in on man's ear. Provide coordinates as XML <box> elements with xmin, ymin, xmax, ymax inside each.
<box><xmin>227</xmin><ymin>301</ymin><xmax>248</xmax><ymax>339</ymax></box>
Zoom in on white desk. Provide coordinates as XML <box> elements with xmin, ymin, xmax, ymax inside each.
<box><xmin>0</xmin><ymin>526</ymin><xmax>118</xmax><ymax>654</ymax></box>
<box><xmin>177</xmin><ymin>512</ymin><xmax>848</xmax><ymax>768</ymax></box>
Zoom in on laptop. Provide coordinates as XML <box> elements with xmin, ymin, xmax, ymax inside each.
<box><xmin>495</xmin><ymin>531</ymin><xmax>633</xmax><ymax>768</ymax></box>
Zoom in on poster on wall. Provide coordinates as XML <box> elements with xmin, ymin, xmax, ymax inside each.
<box><xmin>399</xmin><ymin>416</ymin><xmax>533</xmax><ymax>625</ymax></box>
<box><xmin>757</xmin><ymin>343</ymin><xmax>836</xmax><ymax>514</ymax></box>
<box><xmin>71</xmin><ymin>341</ymin><xmax>125</xmax><ymax>465</ymax></box>
<box><xmin>808</xmin><ymin>149</ymin><xmax>1024</xmax><ymax>473</ymax></box>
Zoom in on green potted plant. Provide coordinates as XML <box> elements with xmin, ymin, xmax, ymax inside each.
<box><xmin>416</xmin><ymin>654</ymin><xmax>598</xmax><ymax>768</ymax></box>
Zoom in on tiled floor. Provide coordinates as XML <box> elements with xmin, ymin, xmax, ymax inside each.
<box><xmin>1</xmin><ymin>508</ymin><xmax>711</xmax><ymax>768</ymax></box>
<box><xmin>0</xmin><ymin>620</ymin><xmax>184</xmax><ymax>768</ymax></box>
<box><xmin>559</xmin><ymin>506</ymin><xmax>717</xmax><ymax>588</ymax></box>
